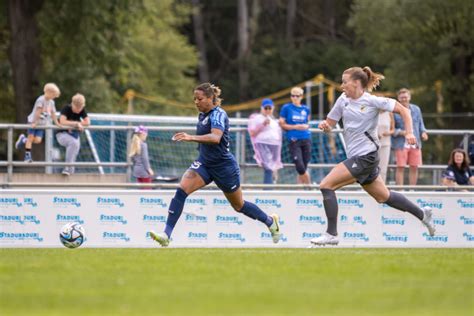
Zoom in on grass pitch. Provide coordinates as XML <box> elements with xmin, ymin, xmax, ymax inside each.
<box><xmin>0</xmin><ymin>248</ymin><xmax>472</xmax><ymax>316</ymax></box>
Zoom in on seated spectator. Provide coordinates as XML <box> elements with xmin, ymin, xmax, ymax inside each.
<box><xmin>56</xmin><ymin>94</ymin><xmax>90</xmax><ymax>176</ymax></box>
<box><xmin>248</xmin><ymin>98</ymin><xmax>283</xmax><ymax>184</ymax></box>
<box><xmin>442</xmin><ymin>148</ymin><xmax>474</xmax><ymax>186</ymax></box>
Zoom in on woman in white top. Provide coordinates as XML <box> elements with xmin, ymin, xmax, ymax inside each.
<box><xmin>248</xmin><ymin>98</ymin><xmax>283</xmax><ymax>184</ymax></box>
<box><xmin>377</xmin><ymin>110</ymin><xmax>394</xmax><ymax>182</ymax></box>
<box><xmin>311</xmin><ymin>66</ymin><xmax>435</xmax><ymax>246</ymax></box>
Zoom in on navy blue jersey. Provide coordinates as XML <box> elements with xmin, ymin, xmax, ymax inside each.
<box><xmin>196</xmin><ymin>106</ymin><xmax>234</xmax><ymax>165</ymax></box>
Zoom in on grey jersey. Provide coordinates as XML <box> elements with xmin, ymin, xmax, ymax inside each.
<box><xmin>27</xmin><ymin>95</ymin><xmax>57</xmax><ymax>125</ymax></box>
<box><xmin>328</xmin><ymin>92</ymin><xmax>395</xmax><ymax>158</ymax></box>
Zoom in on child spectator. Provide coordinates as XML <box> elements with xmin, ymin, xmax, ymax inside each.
<box><xmin>15</xmin><ymin>83</ymin><xmax>61</xmax><ymax>162</ymax></box>
<box><xmin>129</xmin><ymin>125</ymin><xmax>154</xmax><ymax>186</ymax></box>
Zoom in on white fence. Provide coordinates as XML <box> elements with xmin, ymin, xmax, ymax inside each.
<box><xmin>0</xmin><ymin>189</ymin><xmax>472</xmax><ymax>248</ymax></box>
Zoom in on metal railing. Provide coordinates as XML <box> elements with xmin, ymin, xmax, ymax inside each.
<box><xmin>1</xmin><ymin>121</ymin><xmax>473</xmax><ymax>187</ymax></box>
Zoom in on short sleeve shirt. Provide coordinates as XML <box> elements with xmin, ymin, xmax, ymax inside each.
<box><xmin>443</xmin><ymin>165</ymin><xmax>472</xmax><ymax>185</ymax></box>
<box><xmin>279</xmin><ymin>103</ymin><xmax>311</xmax><ymax>140</ymax></box>
<box><xmin>196</xmin><ymin>106</ymin><xmax>234</xmax><ymax>165</ymax></box>
<box><xmin>57</xmin><ymin>104</ymin><xmax>88</xmax><ymax>138</ymax></box>
<box><xmin>328</xmin><ymin>92</ymin><xmax>395</xmax><ymax>158</ymax></box>
<box><xmin>27</xmin><ymin>95</ymin><xmax>57</xmax><ymax>125</ymax></box>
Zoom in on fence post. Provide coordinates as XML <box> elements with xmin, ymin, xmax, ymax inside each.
<box><xmin>45</xmin><ymin>125</ymin><xmax>53</xmax><ymax>174</ymax></box>
<box><xmin>7</xmin><ymin>126</ymin><xmax>13</xmax><ymax>183</ymax></box>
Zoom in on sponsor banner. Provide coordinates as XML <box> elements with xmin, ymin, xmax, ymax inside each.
<box><xmin>0</xmin><ymin>190</ymin><xmax>472</xmax><ymax>248</ymax></box>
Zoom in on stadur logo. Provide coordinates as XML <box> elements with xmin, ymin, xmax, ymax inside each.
<box><xmin>298</xmin><ymin>215</ymin><xmax>326</xmax><ymax>225</ymax></box>
<box><xmin>218</xmin><ymin>232</ymin><xmax>245</xmax><ymax>242</ymax></box>
<box><xmin>142</xmin><ymin>214</ymin><xmax>167</xmax><ymax>224</ymax></box>
<box><xmin>457</xmin><ymin>199</ymin><xmax>474</xmax><ymax>209</ymax></box>
<box><xmin>296</xmin><ymin>198</ymin><xmax>323</xmax><ymax>208</ymax></box>
<box><xmin>53</xmin><ymin>196</ymin><xmax>81</xmax><ymax>207</ymax></box>
<box><xmin>0</xmin><ymin>215</ymin><xmax>40</xmax><ymax>225</ymax></box>
<box><xmin>185</xmin><ymin>214</ymin><xmax>207</xmax><ymax>223</ymax></box>
<box><xmin>422</xmin><ymin>233</ymin><xmax>448</xmax><ymax>243</ymax></box>
<box><xmin>213</xmin><ymin>198</ymin><xmax>230</xmax><ymax>206</ymax></box>
<box><xmin>139</xmin><ymin>197</ymin><xmax>167</xmax><ymax>208</ymax></box>
<box><xmin>23</xmin><ymin>197</ymin><xmax>38</xmax><ymax>208</ymax></box>
<box><xmin>56</xmin><ymin>214</ymin><xmax>84</xmax><ymax>224</ymax></box>
<box><xmin>337</xmin><ymin>198</ymin><xmax>363</xmax><ymax>208</ymax></box>
<box><xmin>460</xmin><ymin>216</ymin><xmax>474</xmax><ymax>225</ymax></box>
<box><xmin>188</xmin><ymin>232</ymin><xmax>208</xmax><ymax>241</ymax></box>
<box><xmin>382</xmin><ymin>232</ymin><xmax>408</xmax><ymax>242</ymax></box>
<box><xmin>254</xmin><ymin>198</ymin><xmax>282</xmax><ymax>208</ymax></box>
<box><xmin>186</xmin><ymin>198</ymin><xmax>207</xmax><ymax>206</ymax></box>
<box><xmin>416</xmin><ymin>198</ymin><xmax>443</xmax><ymax>209</ymax></box>
<box><xmin>102</xmin><ymin>231</ymin><xmax>130</xmax><ymax>242</ymax></box>
<box><xmin>260</xmin><ymin>232</ymin><xmax>287</xmax><ymax>242</ymax></box>
<box><xmin>341</xmin><ymin>215</ymin><xmax>367</xmax><ymax>225</ymax></box>
<box><xmin>381</xmin><ymin>216</ymin><xmax>405</xmax><ymax>226</ymax></box>
<box><xmin>97</xmin><ymin>197</ymin><xmax>124</xmax><ymax>208</ymax></box>
<box><xmin>0</xmin><ymin>231</ymin><xmax>43</xmax><ymax>242</ymax></box>
<box><xmin>216</xmin><ymin>215</ymin><xmax>243</xmax><ymax>225</ymax></box>
<box><xmin>302</xmin><ymin>232</ymin><xmax>322</xmax><ymax>240</ymax></box>
<box><xmin>342</xmin><ymin>232</ymin><xmax>369</xmax><ymax>242</ymax></box>
<box><xmin>0</xmin><ymin>197</ymin><xmax>23</xmax><ymax>208</ymax></box>
<box><xmin>99</xmin><ymin>214</ymin><xmax>128</xmax><ymax>224</ymax></box>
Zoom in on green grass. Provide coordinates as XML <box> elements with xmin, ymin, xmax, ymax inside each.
<box><xmin>0</xmin><ymin>248</ymin><xmax>473</xmax><ymax>316</ymax></box>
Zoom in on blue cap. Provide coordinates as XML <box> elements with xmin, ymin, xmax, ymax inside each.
<box><xmin>261</xmin><ymin>98</ymin><xmax>274</xmax><ymax>107</ymax></box>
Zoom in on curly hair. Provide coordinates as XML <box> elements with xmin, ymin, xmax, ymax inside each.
<box><xmin>194</xmin><ymin>83</ymin><xmax>223</xmax><ymax>106</ymax></box>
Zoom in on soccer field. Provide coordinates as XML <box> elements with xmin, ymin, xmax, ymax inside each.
<box><xmin>0</xmin><ymin>248</ymin><xmax>472</xmax><ymax>316</ymax></box>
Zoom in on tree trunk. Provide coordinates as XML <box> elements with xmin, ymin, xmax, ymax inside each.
<box><xmin>324</xmin><ymin>0</ymin><xmax>336</xmax><ymax>39</ymax></box>
<box><xmin>237</xmin><ymin>0</ymin><xmax>249</xmax><ymax>101</ymax></box>
<box><xmin>7</xmin><ymin>0</ymin><xmax>44</xmax><ymax>124</ymax></box>
<box><xmin>286</xmin><ymin>0</ymin><xmax>296</xmax><ymax>47</ymax></box>
<box><xmin>192</xmin><ymin>0</ymin><xmax>209</xmax><ymax>83</ymax></box>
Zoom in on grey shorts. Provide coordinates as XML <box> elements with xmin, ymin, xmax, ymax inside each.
<box><xmin>343</xmin><ymin>151</ymin><xmax>380</xmax><ymax>185</ymax></box>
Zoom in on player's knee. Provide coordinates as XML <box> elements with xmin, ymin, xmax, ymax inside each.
<box><xmin>295</xmin><ymin>163</ymin><xmax>306</xmax><ymax>175</ymax></box>
<box><xmin>319</xmin><ymin>178</ymin><xmax>333</xmax><ymax>190</ymax></box>
<box><xmin>33</xmin><ymin>138</ymin><xmax>42</xmax><ymax>144</ymax></box>
<box><xmin>232</xmin><ymin>201</ymin><xmax>244</xmax><ymax>211</ymax></box>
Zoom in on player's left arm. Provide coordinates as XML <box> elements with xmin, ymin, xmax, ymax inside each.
<box><xmin>173</xmin><ymin>128</ymin><xmax>223</xmax><ymax>144</ymax></box>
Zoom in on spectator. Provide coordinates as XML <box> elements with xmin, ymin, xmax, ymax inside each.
<box><xmin>279</xmin><ymin>87</ymin><xmax>312</xmax><ymax>184</ymax></box>
<box><xmin>377</xmin><ymin>110</ymin><xmax>394</xmax><ymax>183</ymax></box>
<box><xmin>442</xmin><ymin>148</ymin><xmax>474</xmax><ymax>186</ymax></box>
<box><xmin>56</xmin><ymin>94</ymin><xmax>90</xmax><ymax>176</ymax></box>
<box><xmin>392</xmin><ymin>88</ymin><xmax>428</xmax><ymax>185</ymax></box>
<box><xmin>129</xmin><ymin>125</ymin><xmax>154</xmax><ymax>186</ymax></box>
<box><xmin>248</xmin><ymin>98</ymin><xmax>283</xmax><ymax>184</ymax></box>
<box><xmin>15</xmin><ymin>83</ymin><xmax>61</xmax><ymax>162</ymax></box>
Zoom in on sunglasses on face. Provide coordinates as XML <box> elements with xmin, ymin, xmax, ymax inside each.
<box><xmin>291</xmin><ymin>95</ymin><xmax>302</xmax><ymax>98</ymax></box>
<box><xmin>263</xmin><ymin>106</ymin><xmax>272</xmax><ymax>110</ymax></box>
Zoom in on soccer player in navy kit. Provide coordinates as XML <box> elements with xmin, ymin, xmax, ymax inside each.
<box><xmin>149</xmin><ymin>83</ymin><xmax>281</xmax><ymax>246</ymax></box>
<box><xmin>311</xmin><ymin>67</ymin><xmax>436</xmax><ymax>246</ymax></box>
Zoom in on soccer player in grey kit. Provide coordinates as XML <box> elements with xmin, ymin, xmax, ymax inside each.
<box><xmin>311</xmin><ymin>66</ymin><xmax>435</xmax><ymax>246</ymax></box>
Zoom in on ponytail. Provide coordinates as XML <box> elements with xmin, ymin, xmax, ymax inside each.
<box><xmin>344</xmin><ymin>66</ymin><xmax>385</xmax><ymax>92</ymax></box>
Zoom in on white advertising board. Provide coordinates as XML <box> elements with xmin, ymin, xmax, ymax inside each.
<box><xmin>0</xmin><ymin>190</ymin><xmax>472</xmax><ymax>248</ymax></box>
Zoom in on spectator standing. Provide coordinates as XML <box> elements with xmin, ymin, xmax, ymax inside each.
<box><xmin>248</xmin><ymin>98</ymin><xmax>283</xmax><ymax>184</ymax></box>
<box><xmin>279</xmin><ymin>87</ymin><xmax>312</xmax><ymax>184</ymax></box>
<box><xmin>392</xmin><ymin>88</ymin><xmax>428</xmax><ymax>185</ymax></box>
<box><xmin>442</xmin><ymin>148</ymin><xmax>474</xmax><ymax>186</ymax></box>
<box><xmin>129</xmin><ymin>125</ymin><xmax>154</xmax><ymax>186</ymax></box>
<box><xmin>377</xmin><ymin>110</ymin><xmax>394</xmax><ymax>183</ymax></box>
<box><xmin>15</xmin><ymin>83</ymin><xmax>61</xmax><ymax>162</ymax></box>
<box><xmin>56</xmin><ymin>94</ymin><xmax>90</xmax><ymax>175</ymax></box>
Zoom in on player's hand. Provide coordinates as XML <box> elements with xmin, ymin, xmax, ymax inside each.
<box><xmin>148</xmin><ymin>169</ymin><xmax>154</xmax><ymax>176</ymax></box>
<box><xmin>297</xmin><ymin>124</ymin><xmax>309</xmax><ymax>130</ymax></box>
<box><xmin>172</xmin><ymin>132</ymin><xmax>192</xmax><ymax>142</ymax></box>
<box><xmin>318</xmin><ymin>120</ymin><xmax>331</xmax><ymax>132</ymax></box>
<box><xmin>31</xmin><ymin>122</ymin><xmax>37</xmax><ymax>128</ymax></box>
<box><xmin>76</xmin><ymin>122</ymin><xmax>84</xmax><ymax>132</ymax></box>
<box><xmin>405</xmin><ymin>132</ymin><xmax>416</xmax><ymax>145</ymax></box>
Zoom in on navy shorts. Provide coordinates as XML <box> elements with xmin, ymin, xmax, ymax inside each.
<box><xmin>189</xmin><ymin>158</ymin><xmax>241</xmax><ymax>193</ymax></box>
<box><xmin>27</xmin><ymin>128</ymin><xmax>44</xmax><ymax>138</ymax></box>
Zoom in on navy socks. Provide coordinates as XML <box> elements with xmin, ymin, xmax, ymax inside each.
<box><xmin>239</xmin><ymin>201</ymin><xmax>273</xmax><ymax>227</ymax></box>
<box><xmin>321</xmin><ymin>188</ymin><xmax>338</xmax><ymax>236</ymax></box>
<box><xmin>164</xmin><ymin>188</ymin><xmax>188</xmax><ymax>238</ymax></box>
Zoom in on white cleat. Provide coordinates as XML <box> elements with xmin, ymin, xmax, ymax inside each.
<box><xmin>421</xmin><ymin>206</ymin><xmax>436</xmax><ymax>236</ymax></box>
<box><xmin>310</xmin><ymin>232</ymin><xmax>339</xmax><ymax>246</ymax></box>
<box><xmin>268</xmin><ymin>214</ymin><xmax>282</xmax><ymax>243</ymax></box>
<box><xmin>149</xmin><ymin>231</ymin><xmax>170</xmax><ymax>247</ymax></box>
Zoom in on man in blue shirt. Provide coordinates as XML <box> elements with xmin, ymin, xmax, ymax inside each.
<box><xmin>392</xmin><ymin>88</ymin><xmax>428</xmax><ymax>185</ymax></box>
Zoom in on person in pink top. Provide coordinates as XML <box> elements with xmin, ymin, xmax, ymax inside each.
<box><xmin>248</xmin><ymin>98</ymin><xmax>283</xmax><ymax>184</ymax></box>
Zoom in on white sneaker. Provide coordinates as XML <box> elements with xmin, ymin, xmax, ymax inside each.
<box><xmin>268</xmin><ymin>214</ymin><xmax>282</xmax><ymax>243</ymax></box>
<box><xmin>15</xmin><ymin>134</ymin><xmax>26</xmax><ymax>149</ymax></box>
<box><xmin>149</xmin><ymin>231</ymin><xmax>170</xmax><ymax>247</ymax></box>
<box><xmin>421</xmin><ymin>206</ymin><xmax>436</xmax><ymax>236</ymax></box>
<box><xmin>310</xmin><ymin>232</ymin><xmax>339</xmax><ymax>246</ymax></box>
<box><xmin>62</xmin><ymin>169</ymin><xmax>71</xmax><ymax>176</ymax></box>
